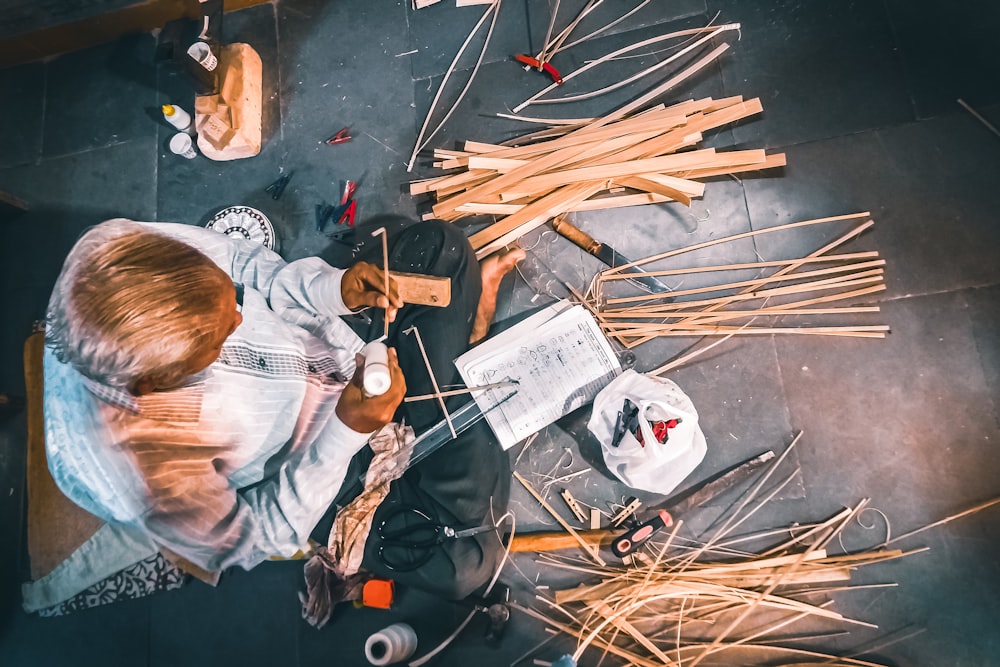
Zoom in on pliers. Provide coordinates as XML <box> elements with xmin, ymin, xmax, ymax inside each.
<box><xmin>513</xmin><ymin>54</ymin><xmax>563</xmax><ymax>85</ymax></box>
<box><xmin>326</xmin><ymin>127</ymin><xmax>351</xmax><ymax>145</ymax></box>
<box><xmin>265</xmin><ymin>172</ymin><xmax>292</xmax><ymax>200</ymax></box>
<box><xmin>318</xmin><ymin>180</ymin><xmax>358</xmax><ymax>234</ymax></box>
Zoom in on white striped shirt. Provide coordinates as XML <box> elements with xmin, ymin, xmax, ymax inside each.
<box><xmin>44</xmin><ymin>220</ymin><xmax>372</xmax><ymax>571</ymax></box>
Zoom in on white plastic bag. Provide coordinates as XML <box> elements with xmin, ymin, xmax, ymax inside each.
<box><xmin>588</xmin><ymin>370</ymin><xmax>707</xmax><ymax>494</ymax></box>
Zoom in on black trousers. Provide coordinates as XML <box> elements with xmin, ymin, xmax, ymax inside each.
<box><xmin>332</xmin><ymin>217</ymin><xmax>511</xmax><ymax>600</ymax></box>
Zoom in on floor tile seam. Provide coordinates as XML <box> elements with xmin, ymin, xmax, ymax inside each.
<box><xmin>879</xmin><ymin>0</ymin><xmax>921</xmax><ymax>123</ymax></box>
<box><xmin>38</xmin><ymin>137</ymin><xmax>146</xmax><ymax>162</ymax></box>
<box><xmin>271</xmin><ymin>1</ymin><xmax>284</xmax><ymax>144</ymax></box>
<box><xmin>880</xmin><ymin>282</ymin><xmax>1000</xmax><ymax>304</ymax></box>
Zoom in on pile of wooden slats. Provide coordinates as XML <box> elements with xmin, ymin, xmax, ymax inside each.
<box><xmin>586</xmin><ymin>212</ymin><xmax>891</xmax><ymax>348</ymax></box>
<box><xmin>410</xmin><ymin>95</ymin><xmax>786</xmax><ymax>259</ymax></box>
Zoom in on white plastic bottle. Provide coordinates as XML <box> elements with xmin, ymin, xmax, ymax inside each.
<box><xmin>361</xmin><ymin>341</ymin><xmax>391</xmax><ymax>397</ymax></box>
<box><xmin>162</xmin><ymin>104</ymin><xmax>193</xmax><ymax>133</ymax></box>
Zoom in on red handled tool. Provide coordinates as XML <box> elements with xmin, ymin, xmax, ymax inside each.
<box><xmin>513</xmin><ymin>54</ymin><xmax>564</xmax><ymax>85</ymax></box>
<box><xmin>611</xmin><ymin>510</ymin><xmax>672</xmax><ymax>557</ymax></box>
<box><xmin>326</xmin><ymin>127</ymin><xmax>351</xmax><ymax>145</ymax></box>
<box><xmin>610</xmin><ymin>450</ymin><xmax>777</xmax><ymax>557</ymax></box>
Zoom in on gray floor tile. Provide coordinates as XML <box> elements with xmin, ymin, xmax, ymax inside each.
<box><xmin>42</xmin><ymin>34</ymin><xmax>160</xmax><ymax>158</ymax></box>
<box><xmin>149</xmin><ymin>562</ymin><xmax>300</xmax><ymax>666</ymax></box>
<box><xmin>741</xmin><ymin>120</ymin><xmax>1000</xmax><ymax>301</ymax></box>
<box><xmin>0</xmin><ymin>62</ymin><xmax>44</xmax><ymax>168</ymax></box>
<box><xmin>772</xmin><ymin>291</ymin><xmax>1000</xmax><ymax>666</ymax></box>
<box><xmin>713</xmin><ymin>0</ymin><xmax>913</xmax><ymax>148</ymax></box>
<box><xmin>0</xmin><ymin>595</ymin><xmax>150</xmax><ymax>667</ymax></box>
<box><xmin>885</xmin><ymin>0</ymin><xmax>1000</xmax><ymax>119</ymax></box>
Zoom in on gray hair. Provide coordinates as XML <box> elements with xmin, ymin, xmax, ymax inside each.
<box><xmin>46</xmin><ymin>219</ymin><xmax>229</xmax><ymax>389</ymax></box>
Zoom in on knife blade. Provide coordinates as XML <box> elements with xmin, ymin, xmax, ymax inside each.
<box><xmin>551</xmin><ymin>216</ymin><xmax>672</xmax><ymax>294</ymax></box>
<box><xmin>610</xmin><ymin>450</ymin><xmax>776</xmax><ymax>556</ymax></box>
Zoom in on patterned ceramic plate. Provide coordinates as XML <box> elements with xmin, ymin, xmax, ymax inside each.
<box><xmin>205</xmin><ymin>205</ymin><xmax>275</xmax><ymax>250</ymax></box>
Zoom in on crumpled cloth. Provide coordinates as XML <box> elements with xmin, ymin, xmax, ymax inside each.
<box><xmin>300</xmin><ymin>421</ymin><xmax>414</xmax><ymax>628</ymax></box>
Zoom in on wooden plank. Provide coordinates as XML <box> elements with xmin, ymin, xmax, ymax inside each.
<box><xmin>683</xmin><ymin>152</ymin><xmax>787</xmax><ymax>179</ymax></box>
<box><xmin>470</xmin><ymin>181</ymin><xmax>607</xmax><ymax>254</ymax></box>
<box><xmin>390</xmin><ymin>271</ymin><xmax>451</xmax><ymax>307</ymax></box>
<box><xmin>499</xmin><ymin>149</ymin><xmax>769</xmax><ymax>198</ymax></box>
<box><xmin>616</xmin><ymin>175</ymin><xmax>692</xmax><ymax>206</ymax></box>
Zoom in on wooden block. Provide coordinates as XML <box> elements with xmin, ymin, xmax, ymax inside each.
<box><xmin>390</xmin><ymin>271</ymin><xmax>451</xmax><ymax>307</ymax></box>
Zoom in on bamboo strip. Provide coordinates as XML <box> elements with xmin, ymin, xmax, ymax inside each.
<box><xmin>510</xmin><ymin>602</ymin><xmax>662</xmax><ymax>667</ymax></box>
<box><xmin>615</xmin><ymin>175</ymin><xmax>693</xmax><ymax>205</ymax></box>
<box><xmin>589</xmin><ymin>601</ymin><xmax>678</xmax><ymax>666</ymax></box>
<box><xmin>405</xmin><ymin>0</ymin><xmax>500</xmax><ymax>172</ymax></box>
<box><xmin>469</xmin><ymin>181</ymin><xmax>606</xmax><ymax>251</ymax></box>
<box><xmin>602</xmin><ymin>273</ymin><xmax>886</xmax><ymax>314</ymax></box>
<box><xmin>598</xmin><ymin>251</ymin><xmax>881</xmax><ymax>281</ymax></box>
<box><xmin>605</xmin><ymin>260</ymin><xmax>886</xmax><ymax>305</ymax></box>
<box><xmin>513</xmin><ymin>471</ymin><xmax>606</xmax><ymax>566</ymax></box>
<box><xmin>658</xmin><ymin>218</ymin><xmax>879</xmax><ymax>340</ymax></box>
<box><xmin>494</xmin><ymin>148</ymin><xmax>736</xmax><ymax>198</ymax></box>
<box><xmin>531</xmin><ymin>25</ymin><xmax>737</xmax><ymax>109</ymax></box>
<box><xmin>601</xmin><ymin>212</ymin><xmax>870</xmax><ymax>274</ymax></box>
<box><xmin>682</xmin><ymin>152</ymin><xmax>787</xmax><ymax>179</ymax></box>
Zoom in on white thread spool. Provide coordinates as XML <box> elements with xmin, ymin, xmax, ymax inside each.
<box><xmin>361</xmin><ymin>341</ymin><xmax>391</xmax><ymax>397</ymax></box>
<box><xmin>364</xmin><ymin>623</ymin><xmax>417</xmax><ymax>665</ymax></box>
<box><xmin>187</xmin><ymin>41</ymin><xmax>218</xmax><ymax>71</ymax></box>
<box><xmin>168</xmin><ymin>132</ymin><xmax>197</xmax><ymax>159</ymax></box>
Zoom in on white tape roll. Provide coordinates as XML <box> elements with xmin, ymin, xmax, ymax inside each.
<box><xmin>361</xmin><ymin>341</ymin><xmax>392</xmax><ymax>396</ymax></box>
<box><xmin>364</xmin><ymin>622</ymin><xmax>417</xmax><ymax>666</ymax></box>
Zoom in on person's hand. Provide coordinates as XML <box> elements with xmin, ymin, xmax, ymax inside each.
<box><xmin>341</xmin><ymin>261</ymin><xmax>403</xmax><ymax>323</ymax></box>
<box><xmin>336</xmin><ymin>349</ymin><xmax>406</xmax><ymax>433</ymax></box>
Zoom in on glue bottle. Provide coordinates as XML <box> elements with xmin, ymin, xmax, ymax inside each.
<box><xmin>361</xmin><ymin>341</ymin><xmax>391</xmax><ymax>397</ymax></box>
<box><xmin>162</xmin><ymin>104</ymin><xmax>193</xmax><ymax>133</ymax></box>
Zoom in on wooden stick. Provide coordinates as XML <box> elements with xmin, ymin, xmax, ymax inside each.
<box><xmin>403</xmin><ymin>380</ymin><xmax>518</xmax><ymax>403</ymax></box>
<box><xmin>513</xmin><ymin>471</ymin><xmax>606</xmax><ymax>566</ymax></box>
<box><xmin>405</xmin><ymin>0</ymin><xmax>500</xmax><ymax>172</ymax></box>
<box><xmin>530</xmin><ymin>25</ymin><xmax>737</xmax><ymax>109</ymax></box>
<box><xmin>886</xmin><ymin>495</ymin><xmax>1000</xmax><ymax>546</ymax></box>
<box><xmin>403</xmin><ymin>326</ymin><xmax>456</xmax><ymax>438</ymax></box>
<box><xmin>371</xmin><ymin>227</ymin><xmax>390</xmax><ymax>338</ymax></box>
<box><xmin>604</xmin><ymin>260</ymin><xmax>886</xmax><ymax>305</ymax></box>
<box><xmin>601</xmin><ymin>212</ymin><xmax>870</xmax><ymax>275</ymax></box>
<box><xmin>597</xmin><ymin>251</ymin><xmax>881</xmax><ymax>281</ymax></box>
<box><xmin>958</xmin><ymin>98</ymin><xmax>1000</xmax><ymax>139</ymax></box>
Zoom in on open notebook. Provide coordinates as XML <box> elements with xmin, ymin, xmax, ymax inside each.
<box><xmin>455</xmin><ymin>300</ymin><xmax>622</xmax><ymax>450</ymax></box>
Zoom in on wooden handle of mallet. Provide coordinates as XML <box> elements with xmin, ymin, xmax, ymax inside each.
<box><xmin>508</xmin><ymin>529</ymin><xmax>616</xmax><ymax>553</ymax></box>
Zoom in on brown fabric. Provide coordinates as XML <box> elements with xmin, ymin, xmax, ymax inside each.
<box><xmin>24</xmin><ymin>332</ymin><xmax>104</xmax><ymax>581</ymax></box>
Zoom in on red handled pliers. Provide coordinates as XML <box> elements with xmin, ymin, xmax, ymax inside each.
<box><xmin>326</xmin><ymin>127</ymin><xmax>351</xmax><ymax>145</ymax></box>
<box><xmin>513</xmin><ymin>54</ymin><xmax>563</xmax><ymax>85</ymax></box>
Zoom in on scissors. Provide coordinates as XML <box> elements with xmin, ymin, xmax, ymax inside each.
<box><xmin>377</xmin><ymin>506</ymin><xmax>494</xmax><ymax>572</ymax></box>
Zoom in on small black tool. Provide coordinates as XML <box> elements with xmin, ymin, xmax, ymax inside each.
<box><xmin>265</xmin><ymin>172</ymin><xmax>292</xmax><ymax>200</ymax></box>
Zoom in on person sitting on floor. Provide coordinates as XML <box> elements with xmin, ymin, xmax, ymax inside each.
<box><xmin>41</xmin><ymin>215</ymin><xmax>523</xmax><ymax>600</ymax></box>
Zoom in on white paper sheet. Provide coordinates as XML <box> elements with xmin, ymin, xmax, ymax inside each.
<box><xmin>455</xmin><ymin>301</ymin><xmax>621</xmax><ymax>449</ymax></box>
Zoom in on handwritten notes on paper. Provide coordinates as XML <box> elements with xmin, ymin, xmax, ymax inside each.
<box><xmin>455</xmin><ymin>301</ymin><xmax>621</xmax><ymax>449</ymax></box>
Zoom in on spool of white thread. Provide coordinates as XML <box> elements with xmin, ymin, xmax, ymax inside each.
<box><xmin>364</xmin><ymin>623</ymin><xmax>417</xmax><ymax>666</ymax></box>
<box><xmin>361</xmin><ymin>341</ymin><xmax>391</xmax><ymax>397</ymax></box>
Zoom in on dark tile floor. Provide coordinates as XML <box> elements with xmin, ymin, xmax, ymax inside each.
<box><xmin>2</xmin><ymin>0</ymin><xmax>999</xmax><ymax>665</ymax></box>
